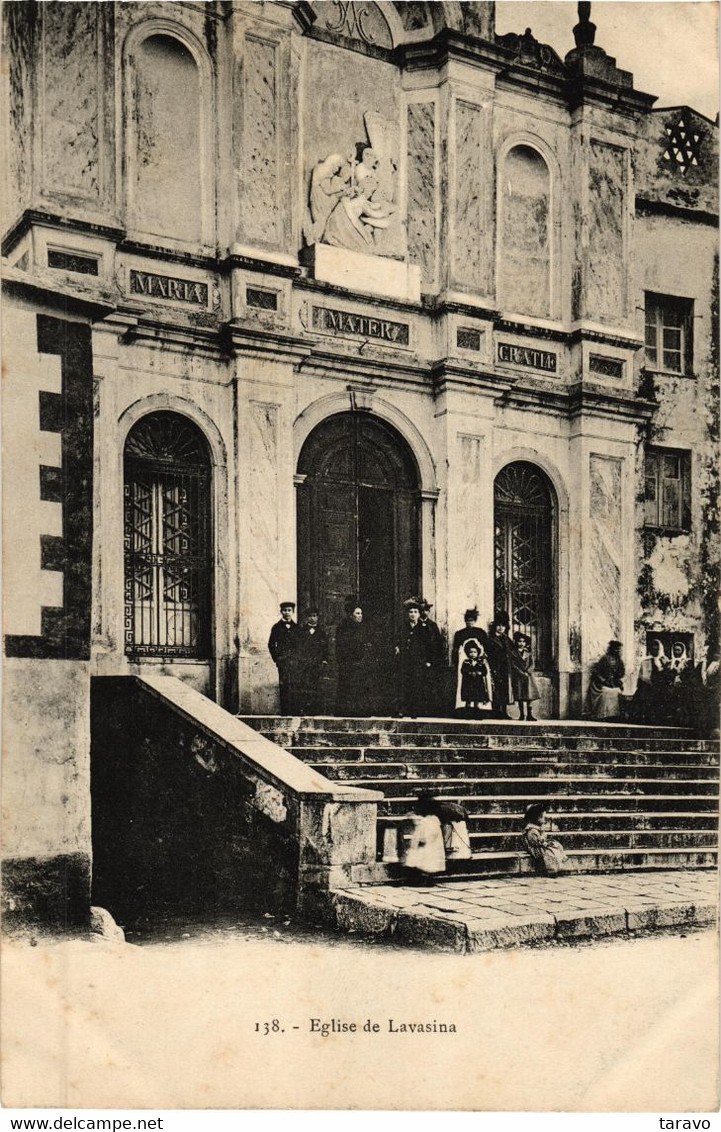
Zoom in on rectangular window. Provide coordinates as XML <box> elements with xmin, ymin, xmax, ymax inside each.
<box><xmin>644</xmin><ymin>447</ymin><xmax>691</xmax><ymax>532</ymax></box>
<box><xmin>644</xmin><ymin>292</ymin><xmax>693</xmax><ymax>374</ymax></box>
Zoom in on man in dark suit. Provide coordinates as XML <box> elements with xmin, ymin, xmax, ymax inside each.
<box><xmin>268</xmin><ymin>602</ymin><xmax>300</xmax><ymax>714</ymax></box>
<box><xmin>419</xmin><ymin>599</ymin><xmax>445</xmax><ymax>715</ymax></box>
<box><xmin>296</xmin><ymin>609</ymin><xmax>330</xmax><ymax>715</ymax></box>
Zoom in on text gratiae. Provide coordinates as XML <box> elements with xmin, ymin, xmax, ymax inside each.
<box><xmin>497</xmin><ymin>341</ymin><xmax>557</xmax><ymax>373</ymax></box>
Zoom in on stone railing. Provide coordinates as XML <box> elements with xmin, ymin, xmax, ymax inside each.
<box><xmin>90</xmin><ymin>675</ymin><xmax>382</xmax><ymax>923</ymax></box>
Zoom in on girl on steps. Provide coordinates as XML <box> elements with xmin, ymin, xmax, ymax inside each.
<box><xmin>521</xmin><ymin>802</ymin><xmax>570</xmax><ymax>876</ymax></box>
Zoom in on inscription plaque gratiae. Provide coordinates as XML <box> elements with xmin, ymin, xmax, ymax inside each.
<box><xmin>497</xmin><ymin>341</ymin><xmax>557</xmax><ymax>373</ymax></box>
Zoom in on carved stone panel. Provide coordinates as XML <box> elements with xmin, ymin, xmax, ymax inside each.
<box><xmin>41</xmin><ymin>3</ymin><xmax>102</xmax><ymax>201</ymax></box>
<box><xmin>585</xmin><ymin>141</ymin><xmax>626</xmax><ymax>323</ymax></box>
<box><xmin>249</xmin><ymin>402</ymin><xmax>280</xmax><ymax>615</ymax></box>
<box><xmin>454</xmin><ymin>101</ymin><xmax>486</xmax><ymax>293</ymax></box>
<box><xmin>407</xmin><ymin>101</ymin><xmax>437</xmax><ymax>288</ymax></box>
<box><xmin>588</xmin><ymin>454</ymin><xmax>623</xmax><ymax>658</ymax></box>
<box><xmin>243</xmin><ymin>36</ymin><xmax>280</xmax><ymax>245</ymax></box>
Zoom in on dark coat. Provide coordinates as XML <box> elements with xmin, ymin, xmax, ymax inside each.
<box><xmin>460</xmin><ymin>658</ymin><xmax>492</xmax><ymax>705</ymax></box>
<box><xmin>419</xmin><ymin>617</ymin><xmax>445</xmax><ymax>664</ymax></box>
<box><xmin>451</xmin><ymin>625</ymin><xmax>490</xmax><ymax>669</ymax></box>
<box><xmin>486</xmin><ymin>632</ymin><xmax>515</xmax><ymax>706</ymax></box>
<box><xmin>297</xmin><ymin>625</ymin><xmax>329</xmax><ymax>669</ymax></box>
<box><xmin>510</xmin><ymin>643</ymin><xmax>540</xmax><ymax>702</ymax></box>
<box><xmin>268</xmin><ymin>619</ymin><xmax>300</xmax><ymax>667</ymax></box>
<box><xmin>335</xmin><ymin>618</ymin><xmax>373</xmax><ymax>715</ymax></box>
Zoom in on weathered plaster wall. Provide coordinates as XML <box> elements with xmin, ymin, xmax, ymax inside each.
<box><xmin>40</xmin><ymin>3</ymin><xmax>104</xmax><ymax>205</ymax></box>
<box><xmin>637</xmin><ymin>108</ymin><xmax>719</xmax><ymax>215</ymax></box>
<box><xmin>2</xmin><ymin>2</ymin><xmax>36</xmax><ymax>220</ymax></box>
<box><xmin>2</xmin><ymin>660</ymin><xmax>91</xmax><ymax>927</ymax></box>
<box><xmin>585</xmin><ymin>139</ymin><xmax>627</xmax><ymax>324</ymax></box>
<box><xmin>635</xmin><ymin>216</ymin><xmax>719</xmax><ymax>655</ymax></box>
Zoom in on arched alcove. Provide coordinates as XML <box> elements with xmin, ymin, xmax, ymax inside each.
<box><xmin>498</xmin><ymin>145</ymin><xmax>551</xmax><ymax>318</ymax></box>
<box><xmin>125</xmin><ymin>28</ymin><xmax>213</xmax><ymax>246</ymax></box>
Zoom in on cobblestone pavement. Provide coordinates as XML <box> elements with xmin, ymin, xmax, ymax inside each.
<box><xmin>330</xmin><ymin>869</ymin><xmax>719</xmax><ymax>952</ymax></box>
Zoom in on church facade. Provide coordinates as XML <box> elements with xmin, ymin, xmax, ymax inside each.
<box><xmin>2</xmin><ymin>1</ymin><xmax>718</xmax><ymax>922</ymax></box>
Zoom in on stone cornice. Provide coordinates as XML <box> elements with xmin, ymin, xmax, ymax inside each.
<box><xmin>431</xmin><ymin>361</ymin><xmax>517</xmax><ymax>400</ymax></box>
<box><xmin>1</xmin><ymin>262</ymin><xmax>117</xmax><ymax>319</ymax></box>
<box><xmin>298</xmin><ymin>347</ymin><xmax>431</xmax><ymax>387</ymax></box>
<box><xmin>296</xmin><ymin>275</ymin><xmax>424</xmax><ymax>315</ymax></box>
<box><xmin>2</xmin><ymin>208</ymin><xmax>125</xmax><ymax>257</ymax></box>
<box><xmin>635</xmin><ymin>196</ymin><xmax>719</xmax><ymax>227</ymax></box>
<box><xmin>568</xmin><ymin>326</ymin><xmax>644</xmax><ymax>350</ymax></box>
<box><xmin>122</xmin><ymin>316</ymin><xmax>226</xmax><ymax>357</ymax></box>
<box><xmin>567</xmin><ymin>382</ymin><xmax>656</xmax><ymax>423</ymax></box>
<box><xmin>224</xmin><ymin>321</ymin><xmax>312</xmax><ymax>362</ymax></box>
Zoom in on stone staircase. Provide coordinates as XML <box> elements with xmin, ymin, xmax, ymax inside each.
<box><xmin>239</xmin><ymin>716</ymin><xmax>719</xmax><ymax>878</ymax></box>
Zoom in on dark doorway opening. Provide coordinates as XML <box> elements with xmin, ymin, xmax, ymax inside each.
<box><xmin>494</xmin><ymin>461</ymin><xmax>557</xmax><ymax>671</ymax></box>
<box><xmin>297</xmin><ymin>412</ymin><xmax>422</xmax><ymax>711</ymax></box>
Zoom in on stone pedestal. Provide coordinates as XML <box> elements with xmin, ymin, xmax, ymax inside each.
<box><xmin>301</xmin><ymin>243</ymin><xmax>421</xmax><ymax>303</ymax></box>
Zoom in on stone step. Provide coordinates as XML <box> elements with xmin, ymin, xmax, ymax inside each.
<box><xmin>292</xmin><ymin>745</ymin><xmax>719</xmax><ymax>764</ymax></box>
<box><xmin>346</xmin><ymin>776</ymin><xmax>719</xmax><ymax>797</ymax></box>
<box><xmin>379</xmin><ymin>846</ymin><xmax>718</xmax><ymax>881</ymax></box>
<box><xmin>463</xmin><ymin>830</ymin><xmax>717</xmax><ymax>851</ymax></box>
<box><xmin>377</xmin><ymin>794</ymin><xmax>718</xmax><ymax>815</ymax></box>
<box><xmin>241</xmin><ymin>715</ymin><xmax>695</xmax><ymax>739</ymax></box>
<box><xmin>306</xmin><ymin>759</ymin><xmax>720</xmax><ymax>780</ymax></box>
<box><xmin>245</xmin><ymin>727</ymin><xmax>714</xmax><ymax>754</ymax></box>
<box><xmin>378</xmin><ymin>810</ymin><xmax>718</xmax><ymax>832</ymax></box>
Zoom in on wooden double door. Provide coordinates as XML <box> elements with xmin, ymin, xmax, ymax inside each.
<box><xmin>297</xmin><ymin>412</ymin><xmax>421</xmax><ymax>691</ymax></box>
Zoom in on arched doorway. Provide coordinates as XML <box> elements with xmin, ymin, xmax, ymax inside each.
<box><xmin>494</xmin><ymin>461</ymin><xmax>556</xmax><ymax>670</ymax></box>
<box><xmin>124</xmin><ymin>411</ymin><xmax>212</xmax><ymax>658</ymax></box>
<box><xmin>297</xmin><ymin>410</ymin><xmax>421</xmax><ymax>648</ymax></box>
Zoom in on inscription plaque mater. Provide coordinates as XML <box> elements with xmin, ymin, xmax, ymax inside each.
<box><xmin>312</xmin><ymin>305</ymin><xmax>409</xmax><ymax>345</ymax></box>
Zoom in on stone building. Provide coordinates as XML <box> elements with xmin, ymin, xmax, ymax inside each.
<box><xmin>1</xmin><ymin>1</ymin><xmax>718</xmax><ymax>923</ymax></box>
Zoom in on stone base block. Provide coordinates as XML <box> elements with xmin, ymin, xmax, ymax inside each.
<box><xmin>392</xmin><ymin>910</ymin><xmax>467</xmax><ymax>952</ymax></box>
<box><xmin>2</xmin><ymin>853</ymin><xmax>91</xmax><ymax>932</ymax></box>
<box><xmin>466</xmin><ymin>915</ymin><xmax>556</xmax><ymax>952</ymax></box>
<box><xmin>555</xmin><ymin>908</ymin><xmax>627</xmax><ymax>938</ymax></box>
<box><xmin>302</xmin><ymin>243</ymin><xmax>421</xmax><ymax>303</ymax></box>
<box><xmin>626</xmin><ymin>902</ymin><xmax>699</xmax><ymax>931</ymax></box>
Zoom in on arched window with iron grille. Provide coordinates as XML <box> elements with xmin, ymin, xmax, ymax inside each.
<box><xmin>124</xmin><ymin>412</ymin><xmax>212</xmax><ymax>658</ymax></box>
<box><xmin>494</xmin><ymin>461</ymin><xmax>556</xmax><ymax>670</ymax></box>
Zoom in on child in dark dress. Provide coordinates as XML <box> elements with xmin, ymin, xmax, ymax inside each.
<box><xmin>460</xmin><ymin>642</ymin><xmax>492</xmax><ymax>716</ymax></box>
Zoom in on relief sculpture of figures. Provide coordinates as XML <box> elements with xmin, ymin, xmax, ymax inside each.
<box><xmin>304</xmin><ymin>111</ymin><xmax>402</xmax><ymax>257</ymax></box>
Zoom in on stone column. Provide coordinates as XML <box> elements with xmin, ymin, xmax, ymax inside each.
<box><xmin>234</xmin><ymin>347</ymin><xmax>298</xmax><ymax>713</ymax></box>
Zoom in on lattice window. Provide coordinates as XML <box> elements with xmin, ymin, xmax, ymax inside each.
<box><xmin>494</xmin><ymin>462</ymin><xmax>556</xmax><ymax>669</ymax></box>
<box><xmin>662</xmin><ymin>116</ymin><xmax>702</xmax><ymax>174</ymax></box>
<box><xmin>645</xmin><ymin>292</ymin><xmax>694</xmax><ymax>375</ymax></box>
<box><xmin>644</xmin><ymin>448</ymin><xmax>691</xmax><ymax>532</ymax></box>
<box><xmin>124</xmin><ymin>413</ymin><xmax>211</xmax><ymax>658</ymax></box>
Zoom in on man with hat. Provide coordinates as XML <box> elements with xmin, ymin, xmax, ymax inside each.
<box><xmin>296</xmin><ymin>609</ymin><xmax>330</xmax><ymax>715</ymax></box>
<box><xmin>419</xmin><ymin>598</ymin><xmax>444</xmax><ymax>714</ymax></box>
<box><xmin>268</xmin><ymin>601</ymin><xmax>300</xmax><ymax>714</ymax></box>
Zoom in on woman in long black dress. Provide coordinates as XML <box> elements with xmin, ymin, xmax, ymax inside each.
<box><xmin>335</xmin><ymin>602</ymin><xmax>373</xmax><ymax>716</ymax></box>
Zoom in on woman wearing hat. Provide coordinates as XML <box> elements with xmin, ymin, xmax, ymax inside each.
<box><xmin>395</xmin><ymin>598</ymin><xmax>437</xmax><ymax>718</ymax></box>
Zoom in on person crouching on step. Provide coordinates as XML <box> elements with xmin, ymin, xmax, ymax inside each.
<box><xmin>522</xmin><ymin>802</ymin><xmax>570</xmax><ymax>876</ymax></box>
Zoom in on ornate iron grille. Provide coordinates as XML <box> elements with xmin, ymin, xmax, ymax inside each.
<box><xmin>124</xmin><ymin>414</ymin><xmax>211</xmax><ymax>658</ymax></box>
<box><xmin>494</xmin><ymin>462</ymin><xmax>555</xmax><ymax>670</ymax></box>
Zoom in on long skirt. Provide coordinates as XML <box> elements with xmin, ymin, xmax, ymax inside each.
<box><xmin>403</xmin><ymin>815</ymin><xmax>446</xmax><ymax>874</ymax></box>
